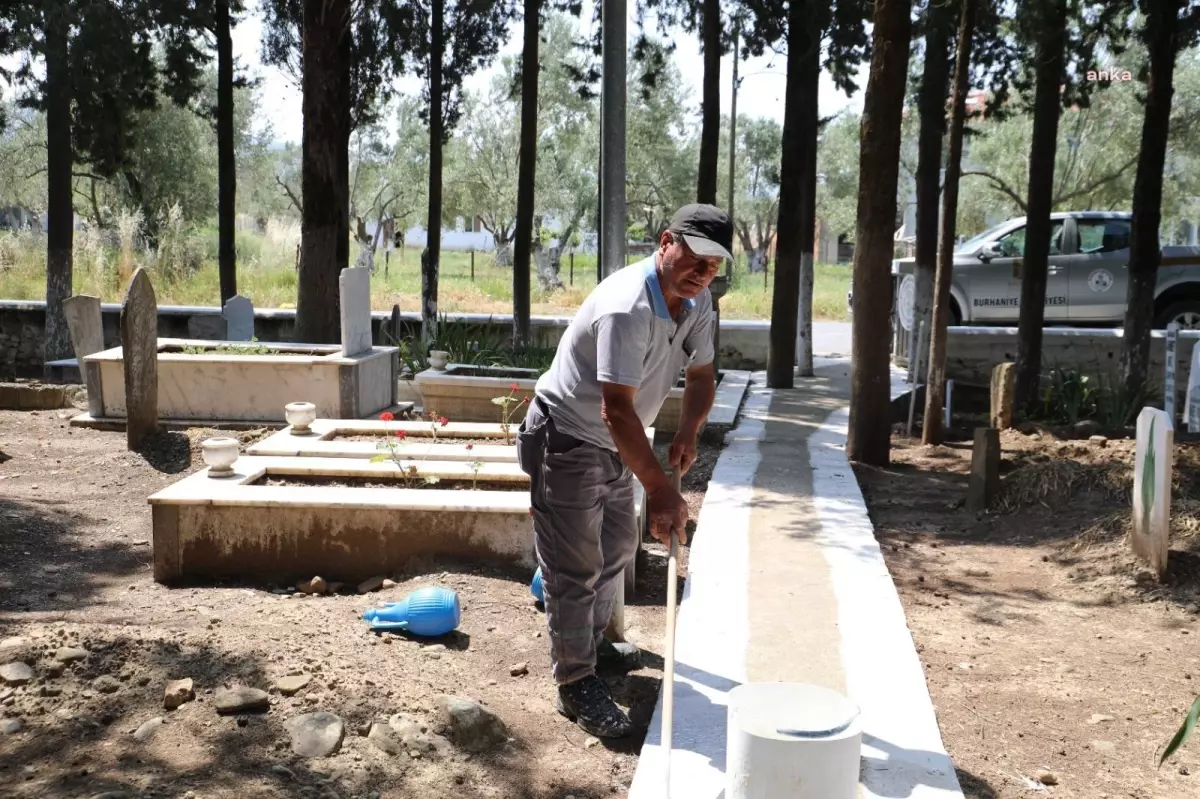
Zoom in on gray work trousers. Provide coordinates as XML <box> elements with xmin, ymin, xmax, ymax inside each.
<box><xmin>516</xmin><ymin>401</ymin><xmax>638</xmax><ymax>685</ymax></box>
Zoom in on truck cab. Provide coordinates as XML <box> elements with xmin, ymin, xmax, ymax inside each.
<box><xmin>869</xmin><ymin>211</ymin><xmax>1200</xmax><ymax>331</ymax></box>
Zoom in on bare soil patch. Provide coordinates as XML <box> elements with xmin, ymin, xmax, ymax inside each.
<box><xmin>854</xmin><ymin>421</ymin><xmax>1200</xmax><ymax>798</ymax></box>
<box><xmin>0</xmin><ymin>406</ymin><xmax>721</xmax><ymax>798</ymax></box>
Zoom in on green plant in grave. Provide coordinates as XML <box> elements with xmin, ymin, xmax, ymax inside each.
<box><xmin>181</xmin><ymin>337</ymin><xmax>275</xmax><ymax>356</ymax></box>
<box><xmin>492</xmin><ymin>383</ymin><xmax>529</xmax><ymax>444</ymax></box>
<box><xmin>369</xmin><ymin>413</ymin><xmax>440</xmax><ymax>487</ymax></box>
<box><xmin>465</xmin><ymin>443</ymin><xmax>484</xmax><ymax>490</ymax></box>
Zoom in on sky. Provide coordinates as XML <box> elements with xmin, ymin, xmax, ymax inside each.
<box><xmin>229</xmin><ymin>5</ymin><xmax>869</xmax><ymax>147</ymax></box>
<box><xmin>2</xmin><ymin>5</ymin><xmax>869</xmax><ymax>146</ymax></box>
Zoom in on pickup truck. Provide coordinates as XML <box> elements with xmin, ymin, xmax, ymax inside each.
<box><xmin>854</xmin><ymin>211</ymin><xmax>1200</xmax><ymax>331</ymax></box>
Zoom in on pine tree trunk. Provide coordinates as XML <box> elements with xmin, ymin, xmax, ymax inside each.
<box><xmin>512</xmin><ymin>0</ymin><xmax>539</xmax><ymax>350</ymax></box>
<box><xmin>1013</xmin><ymin>0</ymin><xmax>1067</xmax><ymax>412</ymax></box>
<box><xmin>847</xmin><ymin>0</ymin><xmax>913</xmax><ymax>465</ymax></box>
<box><xmin>423</xmin><ymin>0</ymin><xmax>445</xmax><ymax>346</ymax></box>
<box><xmin>1121</xmin><ymin>0</ymin><xmax>1179</xmax><ymax>398</ymax></box>
<box><xmin>912</xmin><ymin>2</ymin><xmax>953</xmax><ymax>345</ymax></box>
<box><xmin>295</xmin><ymin>0</ymin><xmax>352</xmax><ymax>344</ymax></box>
<box><xmin>696</xmin><ymin>0</ymin><xmax>721</xmax><ymax>205</ymax></box>
<box><xmin>923</xmin><ymin>0</ymin><xmax>976</xmax><ymax>445</ymax></box>
<box><xmin>766</xmin><ymin>0</ymin><xmax>812</xmax><ymax>388</ymax></box>
<box><xmin>795</xmin><ymin>30</ymin><xmax>820</xmax><ymax>378</ymax></box>
<box><xmin>43</xmin><ymin>1</ymin><xmax>73</xmax><ymax>368</ymax></box>
<box><xmin>216</xmin><ymin>0</ymin><xmax>237</xmax><ymax>304</ymax></box>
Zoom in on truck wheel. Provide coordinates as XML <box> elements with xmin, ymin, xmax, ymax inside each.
<box><xmin>1154</xmin><ymin>300</ymin><xmax>1200</xmax><ymax>330</ymax></box>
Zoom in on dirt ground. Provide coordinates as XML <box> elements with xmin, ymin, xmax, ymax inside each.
<box><xmin>0</xmin><ymin>406</ymin><xmax>720</xmax><ymax>799</ymax></box>
<box><xmin>855</xmin><ymin>419</ymin><xmax>1200</xmax><ymax>798</ymax></box>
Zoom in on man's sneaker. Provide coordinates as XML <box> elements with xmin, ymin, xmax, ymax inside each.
<box><xmin>556</xmin><ymin>675</ymin><xmax>634</xmax><ymax>738</ymax></box>
<box><xmin>597</xmin><ymin>638</ymin><xmax>641</xmax><ymax>673</ymax></box>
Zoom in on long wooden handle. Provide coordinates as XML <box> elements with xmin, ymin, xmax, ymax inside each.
<box><xmin>663</xmin><ymin>467</ymin><xmax>682</xmax><ymax>793</ymax></box>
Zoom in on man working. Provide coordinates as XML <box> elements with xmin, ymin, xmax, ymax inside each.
<box><xmin>516</xmin><ymin>203</ymin><xmax>731</xmax><ymax>738</ymax></box>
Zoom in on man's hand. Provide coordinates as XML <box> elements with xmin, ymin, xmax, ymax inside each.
<box><xmin>647</xmin><ymin>483</ymin><xmax>689</xmax><ymax>546</ymax></box>
<box><xmin>668</xmin><ymin>431</ymin><xmax>698</xmax><ymax>477</ymax></box>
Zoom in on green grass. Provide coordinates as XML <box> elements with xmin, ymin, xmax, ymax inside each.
<box><xmin>0</xmin><ymin>227</ymin><xmax>851</xmax><ymax>322</ymax></box>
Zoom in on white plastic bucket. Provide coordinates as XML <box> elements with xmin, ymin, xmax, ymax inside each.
<box><xmin>726</xmin><ymin>682</ymin><xmax>862</xmax><ymax>799</ymax></box>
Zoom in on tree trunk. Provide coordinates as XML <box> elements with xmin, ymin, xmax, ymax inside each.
<box><xmin>923</xmin><ymin>0</ymin><xmax>976</xmax><ymax>445</ymax></box>
<box><xmin>766</xmin><ymin>0</ymin><xmax>812</xmax><ymax>388</ymax></box>
<box><xmin>43</xmin><ymin>1</ymin><xmax>74</xmax><ymax>368</ymax></box>
<box><xmin>912</xmin><ymin>1</ymin><xmax>953</xmax><ymax>346</ymax></box>
<box><xmin>727</xmin><ymin>21</ymin><xmax>739</xmax><ymax>231</ymax></box>
<box><xmin>216</xmin><ymin>0</ymin><xmax>237</xmax><ymax>304</ymax></box>
<box><xmin>847</xmin><ymin>0</ymin><xmax>912</xmax><ymax>465</ymax></box>
<box><xmin>512</xmin><ymin>0</ymin><xmax>539</xmax><ymax>350</ymax></box>
<box><xmin>1121</xmin><ymin>0</ymin><xmax>1179</xmax><ymax>399</ymax></box>
<box><xmin>423</xmin><ymin>0</ymin><xmax>445</xmax><ymax>346</ymax></box>
<box><xmin>696</xmin><ymin>0</ymin><xmax>721</xmax><ymax>205</ymax></box>
<box><xmin>295</xmin><ymin>0</ymin><xmax>352</xmax><ymax>344</ymax></box>
<box><xmin>1013</xmin><ymin>0</ymin><xmax>1068</xmax><ymax>413</ymax></box>
<box><xmin>795</xmin><ymin>29</ymin><xmax>820</xmax><ymax>377</ymax></box>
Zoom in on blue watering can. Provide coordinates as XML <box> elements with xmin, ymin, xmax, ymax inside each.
<box><xmin>363</xmin><ymin>585</ymin><xmax>461</xmax><ymax>637</ymax></box>
<box><xmin>531</xmin><ymin>567</ymin><xmax>544</xmax><ymax>603</ymax></box>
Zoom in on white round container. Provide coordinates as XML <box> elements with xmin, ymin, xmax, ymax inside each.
<box><xmin>428</xmin><ymin>350</ymin><xmax>450</xmax><ymax>370</ymax></box>
<box><xmin>285</xmin><ymin>401</ymin><xmax>317</xmax><ymax>433</ymax></box>
<box><xmin>201</xmin><ymin>437</ymin><xmax>240</xmax><ymax>478</ymax></box>
<box><xmin>726</xmin><ymin>682</ymin><xmax>861</xmax><ymax>799</ymax></box>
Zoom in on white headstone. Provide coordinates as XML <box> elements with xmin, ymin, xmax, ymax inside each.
<box><xmin>1132</xmin><ymin>407</ymin><xmax>1173</xmax><ymax>578</ymax></box>
<box><xmin>339</xmin><ymin>267</ymin><xmax>373</xmax><ymax>357</ymax></box>
<box><xmin>1187</xmin><ymin>343</ymin><xmax>1200</xmax><ymax>434</ymax></box>
<box><xmin>223</xmin><ymin>295</ymin><xmax>254</xmax><ymax>342</ymax></box>
<box><xmin>63</xmin><ymin>294</ymin><xmax>104</xmax><ymax>359</ymax></box>
<box><xmin>1164</xmin><ymin>323</ymin><xmax>1179</xmax><ymax>422</ymax></box>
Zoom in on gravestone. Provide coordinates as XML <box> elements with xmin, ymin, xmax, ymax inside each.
<box><xmin>63</xmin><ymin>294</ymin><xmax>104</xmax><ymax>360</ymax></box>
<box><xmin>222</xmin><ymin>295</ymin><xmax>254</xmax><ymax>341</ymax></box>
<box><xmin>339</xmin><ymin>267</ymin><xmax>373</xmax><ymax>357</ymax></box>
<box><xmin>1132</xmin><ymin>407</ymin><xmax>1173</xmax><ymax>579</ymax></box>
<box><xmin>389</xmin><ymin>304</ymin><xmax>402</xmax><ymax>346</ymax></box>
<box><xmin>966</xmin><ymin>427</ymin><xmax>1001</xmax><ymax>512</ymax></box>
<box><xmin>990</xmin><ymin>362</ymin><xmax>1016</xmax><ymax>429</ymax></box>
<box><xmin>1186</xmin><ymin>344</ymin><xmax>1200</xmax><ymax>434</ymax></box>
<box><xmin>1165</xmin><ymin>323</ymin><xmax>1179</xmax><ymax>422</ymax></box>
<box><xmin>121</xmin><ymin>268</ymin><xmax>159</xmax><ymax>450</ymax></box>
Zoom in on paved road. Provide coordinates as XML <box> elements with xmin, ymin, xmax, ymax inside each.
<box><xmin>812</xmin><ymin>321</ymin><xmax>852</xmax><ymax>355</ymax></box>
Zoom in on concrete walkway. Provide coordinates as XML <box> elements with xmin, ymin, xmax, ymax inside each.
<box><xmin>628</xmin><ymin>361</ymin><xmax>962</xmax><ymax>799</ymax></box>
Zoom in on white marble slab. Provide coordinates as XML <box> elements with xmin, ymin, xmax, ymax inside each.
<box><xmin>1133</xmin><ymin>407</ymin><xmax>1173</xmax><ymax>578</ymax></box>
<box><xmin>340</xmin><ymin>267</ymin><xmax>373</xmax><ymax>357</ymax></box>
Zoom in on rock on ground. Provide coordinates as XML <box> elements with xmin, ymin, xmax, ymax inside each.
<box><xmin>368</xmin><ymin>721</ymin><xmax>405</xmax><ymax>755</ymax></box>
<box><xmin>55</xmin><ymin>646</ymin><xmax>89</xmax><ymax>663</ymax></box>
<box><xmin>0</xmin><ymin>662</ymin><xmax>34</xmax><ymax>685</ymax></box>
<box><xmin>388</xmin><ymin>712</ymin><xmax>440</xmax><ymax>755</ymax></box>
<box><xmin>434</xmin><ymin>696</ymin><xmax>508</xmax><ymax>753</ymax></box>
<box><xmin>357</xmin><ymin>575</ymin><xmax>386</xmax><ymax>594</ymax></box>
<box><xmin>92</xmin><ymin>675</ymin><xmax>121</xmax><ymax>694</ymax></box>
<box><xmin>275</xmin><ymin>674</ymin><xmax>311</xmax><ymax>697</ymax></box>
<box><xmin>285</xmin><ymin>711</ymin><xmax>345</xmax><ymax>757</ymax></box>
<box><xmin>164</xmin><ymin>678</ymin><xmax>195</xmax><ymax>710</ymax></box>
<box><xmin>214</xmin><ymin>686</ymin><xmax>269</xmax><ymax>715</ymax></box>
<box><xmin>133</xmin><ymin>717</ymin><xmax>165</xmax><ymax>742</ymax></box>
<box><xmin>1</xmin><ymin>717</ymin><xmax>23</xmax><ymax>734</ymax></box>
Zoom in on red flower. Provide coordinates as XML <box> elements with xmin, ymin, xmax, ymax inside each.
<box><xmin>395</xmin><ymin>430</ymin><xmax>407</xmax><ymax>439</ymax></box>
<box><xmin>379</xmin><ymin>411</ymin><xmax>394</xmax><ymax>422</ymax></box>
<box><xmin>528</xmin><ymin>507</ymin><xmax>534</xmax><ymax>517</ymax></box>
<box><xmin>509</xmin><ymin>383</ymin><xmax>519</xmax><ymax>391</ymax></box>
<box><xmin>465</xmin><ymin>443</ymin><xmax>474</xmax><ymax>451</ymax></box>
<box><xmin>522</xmin><ymin>397</ymin><xmax>530</xmax><ymax>404</ymax></box>
<box><xmin>439</xmin><ymin>416</ymin><xmax>449</xmax><ymax>427</ymax></box>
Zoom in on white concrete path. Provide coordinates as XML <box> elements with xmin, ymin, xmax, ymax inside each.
<box><xmin>628</xmin><ymin>361</ymin><xmax>962</xmax><ymax>799</ymax></box>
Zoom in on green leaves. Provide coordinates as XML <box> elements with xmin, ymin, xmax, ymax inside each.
<box><xmin>369</xmin><ymin>454</ymin><xmax>391</xmax><ymax>463</ymax></box>
<box><xmin>1161</xmin><ymin>695</ymin><xmax>1200</xmax><ymax>766</ymax></box>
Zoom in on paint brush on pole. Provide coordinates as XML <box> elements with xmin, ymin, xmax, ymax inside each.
<box><xmin>663</xmin><ymin>466</ymin><xmax>682</xmax><ymax>795</ymax></box>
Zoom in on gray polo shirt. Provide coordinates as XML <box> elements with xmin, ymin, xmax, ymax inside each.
<box><xmin>532</xmin><ymin>255</ymin><xmax>715</xmax><ymax>450</ymax></box>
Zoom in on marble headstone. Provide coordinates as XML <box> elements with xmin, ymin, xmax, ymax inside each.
<box><xmin>223</xmin><ymin>295</ymin><xmax>254</xmax><ymax>341</ymax></box>
<box><xmin>63</xmin><ymin>294</ymin><xmax>104</xmax><ymax>359</ymax></box>
<box><xmin>121</xmin><ymin>268</ymin><xmax>159</xmax><ymax>450</ymax></box>
<box><xmin>1185</xmin><ymin>344</ymin><xmax>1200</xmax><ymax>434</ymax></box>
<box><xmin>1132</xmin><ymin>406</ymin><xmax>1173</xmax><ymax>579</ymax></box>
<box><xmin>389</xmin><ymin>304</ymin><xmax>402</xmax><ymax>346</ymax></box>
<box><xmin>339</xmin><ymin>267</ymin><xmax>372</xmax><ymax>357</ymax></box>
